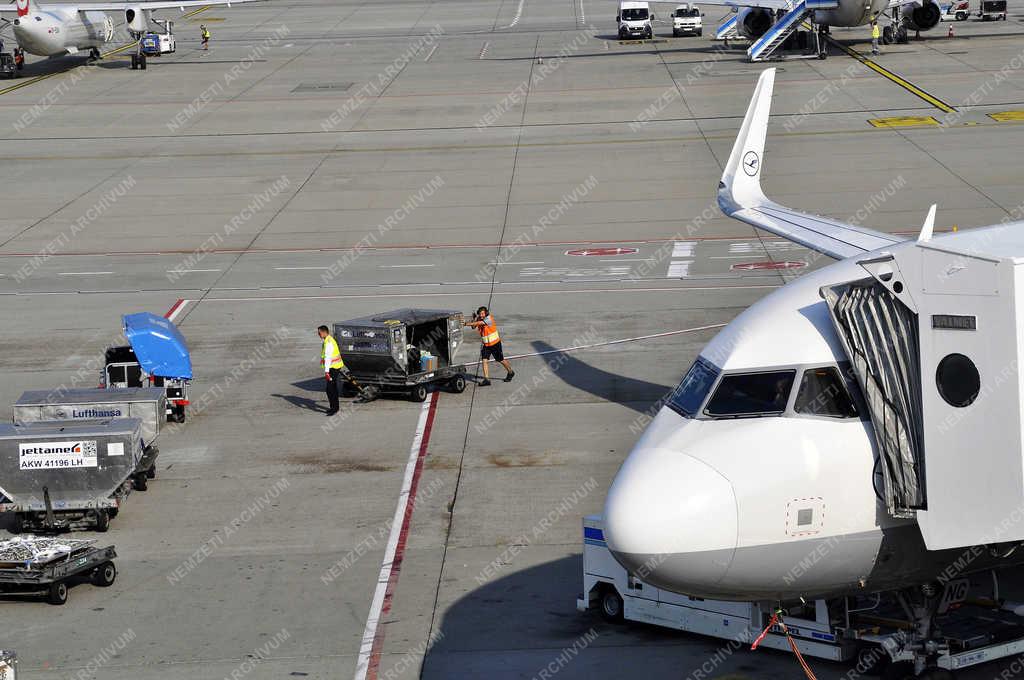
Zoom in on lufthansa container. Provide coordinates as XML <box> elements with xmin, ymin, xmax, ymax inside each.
<box><xmin>0</xmin><ymin>419</ymin><xmax>143</xmax><ymax>515</ymax></box>
<box><xmin>13</xmin><ymin>388</ymin><xmax>166</xmax><ymax>449</ymax></box>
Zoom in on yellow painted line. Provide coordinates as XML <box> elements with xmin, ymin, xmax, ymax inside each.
<box><xmin>828</xmin><ymin>38</ymin><xmax>957</xmax><ymax>114</ymax></box>
<box><xmin>989</xmin><ymin>110</ymin><xmax>1024</xmax><ymax>122</ymax></box>
<box><xmin>0</xmin><ymin>39</ymin><xmax>138</xmax><ymax>96</ymax></box>
<box><xmin>183</xmin><ymin>5</ymin><xmax>212</xmax><ymax>19</ymax></box>
<box><xmin>868</xmin><ymin>115</ymin><xmax>940</xmax><ymax>128</ymax></box>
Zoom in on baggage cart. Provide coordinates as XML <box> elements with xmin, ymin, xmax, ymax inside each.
<box><xmin>0</xmin><ymin>419</ymin><xmax>144</xmax><ymax>532</ymax></box>
<box><xmin>101</xmin><ymin>312</ymin><xmax>192</xmax><ymax>423</ymax></box>
<box><xmin>0</xmin><ymin>536</ymin><xmax>116</xmax><ymax>605</ymax></box>
<box><xmin>334</xmin><ymin>309</ymin><xmax>468</xmax><ymax>401</ymax></box>
<box><xmin>13</xmin><ymin>387</ymin><xmax>165</xmax><ymax>491</ymax></box>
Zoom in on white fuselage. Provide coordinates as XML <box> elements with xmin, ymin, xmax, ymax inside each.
<box><xmin>12</xmin><ymin>6</ymin><xmax>114</xmax><ymax>57</ymax></box>
<box><xmin>603</xmin><ymin>241</ymin><xmax>1024</xmax><ymax>602</ymax></box>
<box><xmin>814</xmin><ymin>0</ymin><xmax>889</xmax><ymax>27</ymax></box>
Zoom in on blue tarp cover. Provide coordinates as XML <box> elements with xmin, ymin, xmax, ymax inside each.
<box><xmin>122</xmin><ymin>312</ymin><xmax>193</xmax><ymax>380</ymax></box>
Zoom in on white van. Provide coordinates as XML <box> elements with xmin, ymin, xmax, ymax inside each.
<box><xmin>617</xmin><ymin>1</ymin><xmax>654</xmax><ymax>39</ymax></box>
<box><xmin>672</xmin><ymin>4</ymin><xmax>703</xmax><ymax>35</ymax></box>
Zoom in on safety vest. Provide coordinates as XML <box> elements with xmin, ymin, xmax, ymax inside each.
<box><xmin>871</xmin><ymin>24</ymin><xmax>880</xmax><ymax>39</ymax></box>
<box><xmin>478</xmin><ymin>315</ymin><xmax>500</xmax><ymax>346</ymax></box>
<box><xmin>321</xmin><ymin>335</ymin><xmax>345</xmax><ymax>370</ymax></box>
<box><xmin>202</xmin><ymin>29</ymin><xmax>210</xmax><ymax>38</ymax></box>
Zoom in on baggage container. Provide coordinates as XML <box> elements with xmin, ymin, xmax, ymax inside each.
<box><xmin>13</xmin><ymin>388</ymin><xmax>164</xmax><ymax>490</ymax></box>
<box><xmin>334</xmin><ymin>308</ymin><xmax>467</xmax><ymax>402</ymax></box>
<box><xmin>0</xmin><ymin>419</ymin><xmax>144</xmax><ymax>532</ymax></box>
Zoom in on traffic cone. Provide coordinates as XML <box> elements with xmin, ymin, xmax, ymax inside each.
<box><xmin>948</xmin><ymin>24</ymin><xmax>954</xmax><ymax>37</ymax></box>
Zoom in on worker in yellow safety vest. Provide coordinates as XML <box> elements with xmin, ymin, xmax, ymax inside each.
<box><xmin>464</xmin><ymin>306</ymin><xmax>514</xmax><ymax>387</ymax></box>
<box><xmin>201</xmin><ymin>24</ymin><xmax>210</xmax><ymax>50</ymax></box>
<box><xmin>870</xmin><ymin>20</ymin><xmax>880</xmax><ymax>56</ymax></box>
<box><xmin>318</xmin><ymin>325</ymin><xmax>345</xmax><ymax>416</ymax></box>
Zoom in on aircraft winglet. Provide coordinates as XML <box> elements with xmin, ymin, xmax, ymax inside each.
<box><xmin>917</xmin><ymin>204</ymin><xmax>937</xmax><ymax>243</ymax></box>
<box><xmin>718</xmin><ymin>67</ymin><xmax>774</xmax><ymax>216</ymax></box>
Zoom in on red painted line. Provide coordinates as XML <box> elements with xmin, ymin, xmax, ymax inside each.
<box><xmin>163</xmin><ymin>298</ymin><xmax>186</xmax><ymax>320</ymax></box>
<box><xmin>360</xmin><ymin>390</ymin><xmax>439</xmax><ymax>680</ymax></box>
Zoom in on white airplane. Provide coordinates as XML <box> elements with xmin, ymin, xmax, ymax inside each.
<box><xmin>604</xmin><ymin>66</ymin><xmax>1024</xmax><ymax>662</ymax></box>
<box><xmin>636</xmin><ymin>0</ymin><xmax>941</xmax><ymax>60</ymax></box>
<box><xmin>1</xmin><ymin>0</ymin><xmax>254</xmax><ymax>66</ymax></box>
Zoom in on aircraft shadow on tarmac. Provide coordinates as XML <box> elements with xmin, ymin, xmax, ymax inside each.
<box><xmin>530</xmin><ymin>341</ymin><xmax>672</xmax><ymax>414</ymax></box>
<box><xmin>420</xmin><ymin>555</ymin><xmax>782</xmax><ymax>679</ymax></box>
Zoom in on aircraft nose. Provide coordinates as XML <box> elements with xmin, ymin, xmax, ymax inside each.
<box><xmin>604</xmin><ymin>448</ymin><xmax>737</xmax><ymax>593</ymax></box>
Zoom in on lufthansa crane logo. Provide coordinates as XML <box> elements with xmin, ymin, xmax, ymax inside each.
<box><xmin>16</xmin><ymin>0</ymin><xmax>29</xmax><ymax>16</ymax></box>
<box><xmin>742</xmin><ymin>151</ymin><xmax>759</xmax><ymax>177</ymax></box>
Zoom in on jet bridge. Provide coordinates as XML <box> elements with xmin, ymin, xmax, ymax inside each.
<box><xmin>822</xmin><ymin>225</ymin><xmax>1024</xmax><ymax>551</ymax></box>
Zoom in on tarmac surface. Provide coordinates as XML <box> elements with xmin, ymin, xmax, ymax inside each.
<box><xmin>3</xmin><ymin>0</ymin><xmax>1024</xmax><ymax>677</ymax></box>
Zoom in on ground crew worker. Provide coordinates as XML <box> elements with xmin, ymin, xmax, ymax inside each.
<box><xmin>464</xmin><ymin>306</ymin><xmax>514</xmax><ymax>386</ymax></box>
<box><xmin>13</xmin><ymin>48</ymin><xmax>23</xmax><ymax>69</ymax></box>
<box><xmin>871</xmin><ymin>20</ymin><xmax>880</xmax><ymax>55</ymax></box>
<box><xmin>318</xmin><ymin>325</ymin><xmax>345</xmax><ymax>416</ymax></box>
<box><xmin>200</xmin><ymin>24</ymin><xmax>210</xmax><ymax>50</ymax></box>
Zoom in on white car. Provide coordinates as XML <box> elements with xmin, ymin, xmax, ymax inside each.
<box><xmin>672</xmin><ymin>3</ymin><xmax>703</xmax><ymax>35</ymax></box>
<box><xmin>940</xmin><ymin>0</ymin><xmax>970</xmax><ymax>20</ymax></box>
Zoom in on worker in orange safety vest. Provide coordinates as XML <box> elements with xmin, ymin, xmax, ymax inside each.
<box><xmin>465</xmin><ymin>306</ymin><xmax>514</xmax><ymax>387</ymax></box>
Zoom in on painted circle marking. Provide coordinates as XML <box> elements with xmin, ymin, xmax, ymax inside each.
<box><xmin>742</xmin><ymin>150</ymin><xmax>759</xmax><ymax>176</ymax></box>
<box><xmin>565</xmin><ymin>247</ymin><xmax>639</xmax><ymax>257</ymax></box>
<box><xmin>731</xmin><ymin>260</ymin><xmax>806</xmax><ymax>271</ymax></box>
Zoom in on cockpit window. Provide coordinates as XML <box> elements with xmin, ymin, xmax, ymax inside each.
<box><xmin>793</xmin><ymin>367</ymin><xmax>858</xmax><ymax>418</ymax></box>
<box><xmin>666</xmin><ymin>358</ymin><xmax>719</xmax><ymax>418</ymax></box>
<box><xmin>704</xmin><ymin>370</ymin><xmax>794</xmax><ymax>418</ymax></box>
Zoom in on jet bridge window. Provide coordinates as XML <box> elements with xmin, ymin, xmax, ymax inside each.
<box><xmin>794</xmin><ymin>367</ymin><xmax>858</xmax><ymax>418</ymax></box>
<box><xmin>704</xmin><ymin>370</ymin><xmax>795</xmax><ymax>418</ymax></box>
<box><xmin>666</xmin><ymin>358</ymin><xmax>720</xmax><ymax>418</ymax></box>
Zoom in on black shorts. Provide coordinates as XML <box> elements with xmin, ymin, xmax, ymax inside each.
<box><xmin>481</xmin><ymin>341</ymin><xmax>504</xmax><ymax>361</ymax></box>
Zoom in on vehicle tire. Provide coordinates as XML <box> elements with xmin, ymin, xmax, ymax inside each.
<box><xmin>915</xmin><ymin>669</ymin><xmax>955</xmax><ymax>680</ymax></box>
<box><xmin>882</xmin><ymin>25</ymin><xmax>894</xmax><ymax>43</ymax></box>
<box><xmin>108</xmin><ymin>507</ymin><xmax>118</xmax><ymax>519</ymax></box>
<box><xmin>94</xmin><ymin>510</ymin><xmax>110</xmax><ymax>533</ymax></box>
<box><xmin>146</xmin><ymin>464</ymin><xmax>156</xmax><ymax>480</ymax></box>
<box><xmin>956</xmin><ymin>11</ymin><xmax>966</xmax><ymax>19</ymax></box>
<box><xmin>645</xmin><ymin>27</ymin><xmax>652</xmax><ymax>39</ymax></box>
<box><xmin>174</xmin><ymin>406</ymin><xmax>185</xmax><ymax>423</ymax></box>
<box><xmin>410</xmin><ymin>384</ymin><xmax>428</xmax><ymax>402</ymax></box>
<box><xmin>449</xmin><ymin>375</ymin><xmax>467</xmax><ymax>393</ymax></box>
<box><xmin>140</xmin><ymin>54</ymin><xmax>147</xmax><ymax>70</ymax></box>
<box><xmin>896</xmin><ymin>26</ymin><xmax>909</xmax><ymax>43</ymax></box>
<box><xmin>130</xmin><ymin>54</ymin><xmax>137</xmax><ymax>70</ymax></box>
<box><xmin>696</xmin><ymin>28</ymin><xmax>702</xmax><ymax>36</ymax></box>
<box><xmin>92</xmin><ymin>561</ymin><xmax>117</xmax><ymax>587</ymax></box>
<box><xmin>880</xmin><ymin>661</ymin><xmax>915</xmax><ymax>680</ymax></box>
<box><xmin>672</xmin><ymin>28</ymin><xmax>679</xmax><ymax>36</ymax></box>
<box><xmin>47</xmin><ymin>580</ymin><xmax>68</xmax><ymax>605</ymax></box>
<box><xmin>133</xmin><ymin>473</ymin><xmax>148</xmax><ymax>492</ymax></box>
<box><xmin>599</xmin><ymin>587</ymin><xmax>624</xmax><ymax>623</ymax></box>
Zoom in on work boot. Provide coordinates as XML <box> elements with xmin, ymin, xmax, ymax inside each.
<box><xmin>325</xmin><ymin>409</ymin><xmax>338</xmax><ymax>416</ymax></box>
<box><xmin>479</xmin><ymin>379</ymin><xmax>491</xmax><ymax>387</ymax></box>
<box><xmin>503</xmin><ymin>371</ymin><xmax>515</xmax><ymax>382</ymax></box>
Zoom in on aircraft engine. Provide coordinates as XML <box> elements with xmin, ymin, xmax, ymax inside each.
<box><xmin>124</xmin><ymin>6</ymin><xmax>149</xmax><ymax>33</ymax></box>
<box><xmin>736</xmin><ymin>7</ymin><xmax>774</xmax><ymax>38</ymax></box>
<box><xmin>904</xmin><ymin>0</ymin><xmax>942</xmax><ymax>30</ymax></box>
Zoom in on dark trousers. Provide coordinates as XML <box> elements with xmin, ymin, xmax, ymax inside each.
<box><xmin>326</xmin><ymin>368</ymin><xmax>340</xmax><ymax>412</ymax></box>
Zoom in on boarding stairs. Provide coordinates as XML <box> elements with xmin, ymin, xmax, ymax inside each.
<box><xmin>715</xmin><ymin>14</ymin><xmax>739</xmax><ymax>39</ymax></box>
<box><xmin>746</xmin><ymin>0</ymin><xmax>837</xmax><ymax>61</ymax></box>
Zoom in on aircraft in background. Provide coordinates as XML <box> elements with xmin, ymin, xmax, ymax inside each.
<box><xmin>604</xmin><ymin>67</ymin><xmax>1024</xmax><ymax>672</ymax></box>
<box><xmin>1</xmin><ymin>0</ymin><xmax>257</xmax><ymax>68</ymax></box>
<box><xmin>626</xmin><ymin>0</ymin><xmax>942</xmax><ymax>60</ymax></box>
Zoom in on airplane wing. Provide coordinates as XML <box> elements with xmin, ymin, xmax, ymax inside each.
<box><xmin>717</xmin><ymin>68</ymin><xmax>907</xmax><ymax>260</ymax></box>
<box><xmin>66</xmin><ymin>0</ymin><xmax>256</xmax><ymax>9</ymax></box>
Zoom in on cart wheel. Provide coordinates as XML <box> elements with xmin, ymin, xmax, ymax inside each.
<box><xmin>449</xmin><ymin>375</ymin><xmax>467</xmax><ymax>393</ymax></box>
<box><xmin>133</xmin><ymin>473</ymin><xmax>148</xmax><ymax>492</ymax></box>
<box><xmin>92</xmin><ymin>561</ymin><xmax>117</xmax><ymax>587</ymax></box>
<box><xmin>914</xmin><ymin>669</ymin><xmax>955</xmax><ymax>680</ymax></box>
<box><xmin>94</xmin><ymin>510</ymin><xmax>110</xmax><ymax>533</ymax></box>
<box><xmin>146</xmin><ymin>464</ymin><xmax>156</xmax><ymax>479</ymax></box>
<box><xmin>599</xmin><ymin>587</ymin><xmax>624</xmax><ymax>623</ymax></box>
<box><xmin>409</xmin><ymin>384</ymin><xmax>428</xmax><ymax>402</ymax></box>
<box><xmin>880</xmin><ymin>661</ymin><xmax>915</xmax><ymax>680</ymax></box>
<box><xmin>47</xmin><ymin>580</ymin><xmax>68</xmax><ymax>605</ymax></box>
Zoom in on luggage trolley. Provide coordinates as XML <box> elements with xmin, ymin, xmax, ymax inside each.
<box><xmin>334</xmin><ymin>309</ymin><xmax>468</xmax><ymax>401</ymax></box>
<box><xmin>0</xmin><ymin>536</ymin><xmax>116</xmax><ymax>605</ymax></box>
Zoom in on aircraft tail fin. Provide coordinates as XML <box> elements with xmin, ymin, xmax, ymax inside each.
<box><xmin>16</xmin><ymin>0</ymin><xmax>32</xmax><ymax>17</ymax></box>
